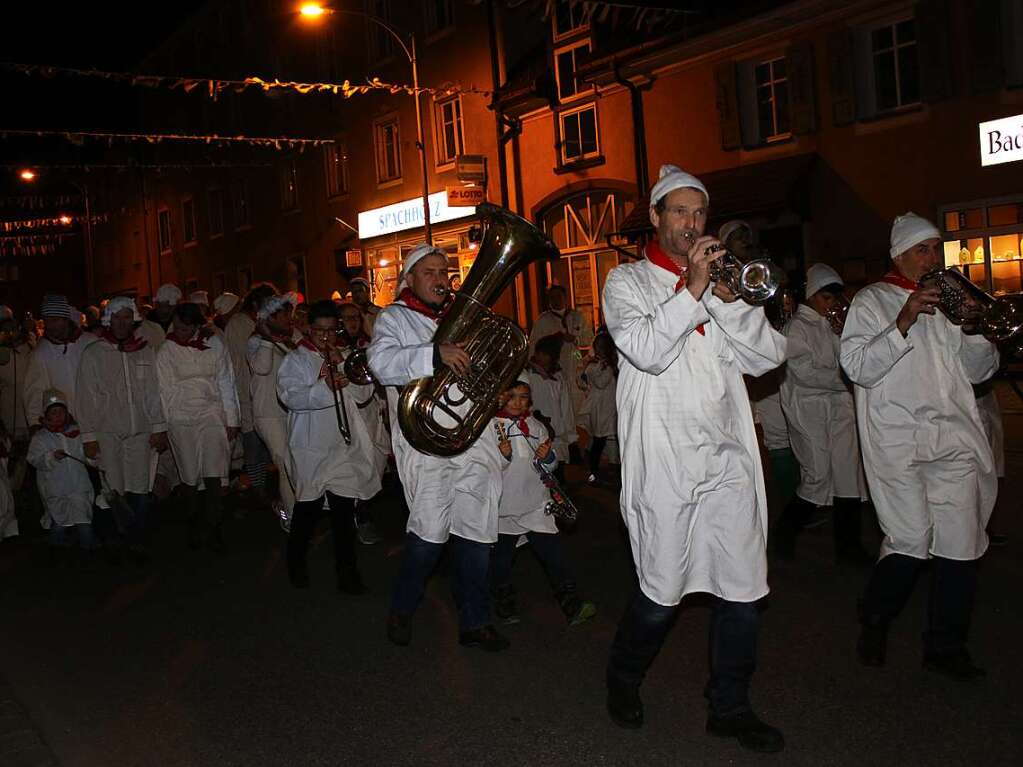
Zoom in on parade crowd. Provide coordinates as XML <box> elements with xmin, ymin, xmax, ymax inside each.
<box><xmin>0</xmin><ymin>163</ymin><xmax>1009</xmax><ymax>755</ymax></box>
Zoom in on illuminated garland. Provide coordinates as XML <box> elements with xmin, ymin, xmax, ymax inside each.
<box><xmin>0</xmin><ymin>128</ymin><xmax>333</xmax><ymax>150</ymax></box>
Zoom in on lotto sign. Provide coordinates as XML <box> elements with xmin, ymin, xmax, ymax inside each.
<box><xmin>446</xmin><ymin>186</ymin><xmax>485</xmax><ymax>207</ymax></box>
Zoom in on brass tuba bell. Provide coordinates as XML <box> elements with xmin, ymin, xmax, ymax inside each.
<box><xmin>397</xmin><ymin>204</ymin><xmax>561</xmax><ymax>457</ymax></box>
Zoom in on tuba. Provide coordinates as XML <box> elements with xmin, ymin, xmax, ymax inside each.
<box><xmin>918</xmin><ymin>267</ymin><xmax>1023</xmax><ymax>342</ymax></box>
<box><xmin>398</xmin><ymin>203</ymin><xmax>560</xmax><ymax>456</ymax></box>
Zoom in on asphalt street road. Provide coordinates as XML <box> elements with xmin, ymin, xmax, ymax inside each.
<box><xmin>2</xmin><ymin>387</ymin><xmax>1022</xmax><ymax>767</ymax></box>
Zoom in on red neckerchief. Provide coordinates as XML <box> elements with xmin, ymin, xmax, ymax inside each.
<box><xmin>398</xmin><ymin>288</ymin><xmax>451</xmax><ymax>320</ymax></box>
<box><xmin>496</xmin><ymin>409</ymin><xmax>530</xmax><ymax>437</ymax></box>
<box><xmin>166</xmin><ymin>326</ymin><xmax>214</xmax><ymax>351</ymax></box>
<box><xmin>881</xmin><ymin>268</ymin><xmax>918</xmax><ymax>291</ymax></box>
<box><xmin>645</xmin><ymin>241</ymin><xmax>706</xmax><ymax>335</ymax></box>
<box><xmin>99</xmin><ymin>328</ymin><xmax>148</xmax><ymax>353</ymax></box>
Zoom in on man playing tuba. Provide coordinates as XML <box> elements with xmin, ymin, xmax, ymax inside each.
<box><xmin>368</xmin><ymin>244</ymin><xmax>509</xmax><ymax>652</ymax></box>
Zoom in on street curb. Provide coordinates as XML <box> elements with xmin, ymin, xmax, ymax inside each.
<box><xmin>0</xmin><ymin>675</ymin><xmax>59</xmax><ymax>767</ymax></box>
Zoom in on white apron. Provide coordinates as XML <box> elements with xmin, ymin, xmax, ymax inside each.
<box><xmin>603</xmin><ymin>258</ymin><xmax>787</xmax><ymax>606</ymax></box>
<box><xmin>840</xmin><ymin>280</ymin><xmax>998</xmax><ymax>561</ymax></box>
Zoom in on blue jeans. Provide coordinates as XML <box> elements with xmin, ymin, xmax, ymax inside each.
<box><xmin>391</xmin><ymin>533</ymin><xmax>492</xmax><ymax>631</ymax></box>
<box><xmin>50</xmin><ymin>523</ymin><xmax>97</xmax><ymax>549</ymax></box>
<box><xmin>607</xmin><ymin>589</ymin><xmax>760</xmax><ymax>717</ymax></box>
<box><xmin>491</xmin><ymin>532</ymin><xmax>570</xmax><ymax>590</ymax></box>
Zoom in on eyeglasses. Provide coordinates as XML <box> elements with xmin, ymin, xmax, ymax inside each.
<box><xmin>309</xmin><ymin>326</ymin><xmax>335</xmax><ymax>337</ymax></box>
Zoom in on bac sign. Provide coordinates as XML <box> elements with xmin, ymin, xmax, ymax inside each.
<box><xmin>980</xmin><ymin>113</ymin><xmax>1023</xmax><ymax>167</ymax></box>
<box><xmin>446</xmin><ymin>185</ymin><xmax>485</xmax><ymax>207</ymax></box>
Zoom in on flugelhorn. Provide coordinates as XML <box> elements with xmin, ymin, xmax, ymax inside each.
<box><xmin>684</xmin><ymin>232</ymin><xmax>785</xmax><ymax>304</ymax></box>
<box><xmin>917</xmin><ymin>267</ymin><xmax>1023</xmax><ymax>342</ymax></box>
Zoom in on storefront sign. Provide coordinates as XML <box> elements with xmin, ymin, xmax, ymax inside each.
<box><xmin>446</xmin><ymin>185</ymin><xmax>485</xmax><ymax>207</ymax></box>
<box><xmin>358</xmin><ymin>191</ymin><xmax>476</xmax><ymax>239</ymax></box>
<box><xmin>980</xmin><ymin>113</ymin><xmax>1023</xmax><ymax>167</ymax></box>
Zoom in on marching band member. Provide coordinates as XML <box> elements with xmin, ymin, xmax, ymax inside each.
<box><xmin>348</xmin><ymin>277</ymin><xmax>382</xmax><ymax>336</ymax></box>
<box><xmin>339</xmin><ymin>301</ymin><xmax>387</xmax><ymax>545</ymax></box>
<box><xmin>76</xmin><ymin>297</ymin><xmax>167</xmax><ymax>556</ymax></box>
<box><xmin>841</xmin><ymin>213</ymin><xmax>998</xmax><ymax>679</ymax></box>
<box><xmin>525</xmin><ymin>334</ymin><xmax>577</xmax><ymax>483</ymax></box>
<box><xmin>23</xmin><ymin>294</ymin><xmax>96</xmax><ymax>429</ymax></box>
<box><xmin>276</xmin><ymin>300</ymin><xmax>380</xmax><ymax>592</ymax></box>
<box><xmin>601</xmin><ymin>164</ymin><xmax>786</xmax><ymax>752</ymax></box>
<box><xmin>776</xmin><ymin>264</ymin><xmax>869</xmax><ymax>563</ymax></box>
<box><xmin>212</xmin><ymin>292</ymin><xmax>241</xmax><ymax>333</ymax></box>
<box><xmin>247</xmin><ymin>292</ymin><xmax>300</xmax><ymax>528</ymax></box>
<box><xmin>157</xmin><ymin>303</ymin><xmax>240</xmax><ymax>553</ymax></box>
<box><xmin>490</xmin><ymin>375</ymin><xmax>596</xmax><ymax>627</ymax></box>
<box><xmin>529</xmin><ymin>285</ymin><xmax>588</xmax><ymax>423</ymax></box>
<box><xmin>368</xmin><ymin>243</ymin><xmax>509</xmax><ymax>652</ymax></box>
<box><xmin>139</xmin><ymin>284</ymin><xmax>179</xmax><ymax>349</ymax></box>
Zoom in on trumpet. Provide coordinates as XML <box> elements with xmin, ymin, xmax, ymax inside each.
<box><xmin>824</xmin><ymin>293</ymin><xmax>850</xmax><ymax>336</ymax></box>
<box><xmin>684</xmin><ymin>231</ymin><xmax>785</xmax><ymax>304</ymax></box>
<box><xmin>321</xmin><ymin>343</ymin><xmax>352</xmax><ymax>445</ymax></box>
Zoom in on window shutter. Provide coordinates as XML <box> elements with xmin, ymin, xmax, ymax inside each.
<box><xmin>735</xmin><ymin>62</ymin><xmax>760</xmax><ymax>148</ymax></box>
<box><xmin>788</xmin><ymin>41</ymin><xmax>817</xmax><ymax>134</ymax></box>
<box><xmin>827</xmin><ymin>29</ymin><xmax>857</xmax><ymax>126</ymax></box>
<box><xmin>967</xmin><ymin>0</ymin><xmax>1003</xmax><ymax>92</ymax></box>
<box><xmin>916</xmin><ymin>0</ymin><xmax>952</xmax><ymax>102</ymax></box>
<box><xmin>714</xmin><ymin>62</ymin><xmax>742</xmax><ymax>150</ymax></box>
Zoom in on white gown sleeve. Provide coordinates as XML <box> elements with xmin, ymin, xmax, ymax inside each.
<box><xmin>959</xmin><ymin>333</ymin><xmax>999</xmax><ymax>384</ymax></box>
<box><xmin>840</xmin><ymin>293</ymin><xmax>912</xmax><ymax>388</ymax></box>
<box><xmin>27</xmin><ymin>433</ymin><xmax>58</xmax><ymax>471</ymax></box>
<box><xmin>74</xmin><ymin>347</ymin><xmax>103</xmax><ymax>443</ymax></box>
<box><xmin>783</xmin><ymin>322</ymin><xmax>847</xmax><ymax>393</ymax></box>
<box><xmin>155</xmin><ymin>346</ymin><xmax>178</xmax><ymax>426</ymax></box>
<box><xmin>22</xmin><ymin>350</ymin><xmax>49</xmax><ymax>427</ymax></box>
<box><xmin>143</xmin><ymin>348</ymin><xmax>167</xmax><ymax>433</ymax></box>
<box><xmin>247</xmin><ymin>336</ymin><xmax>274</xmax><ymax>377</ymax></box>
<box><xmin>703</xmin><ymin>294</ymin><xmax>787</xmax><ymax>377</ymax></box>
<box><xmin>602</xmin><ymin>268</ymin><xmax>711</xmax><ymax>375</ymax></box>
<box><xmin>277</xmin><ymin>353</ymin><xmax>336</xmax><ymax>412</ymax></box>
<box><xmin>366</xmin><ymin>310</ymin><xmax>435</xmax><ymax>386</ymax></box>
<box><xmin>215</xmin><ymin>340</ymin><xmax>241</xmax><ymax>428</ymax></box>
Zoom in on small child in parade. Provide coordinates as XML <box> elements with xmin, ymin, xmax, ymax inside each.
<box><xmin>578</xmin><ymin>330</ymin><xmax>619</xmax><ymax>486</ymax></box>
<box><xmin>26</xmin><ymin>389</ymin><xmax>97</xmax><ymax>554</ymax></box>
<box><xmin>491</xmin><ymin>376</ymin><xmax>596</xmax><ymax>627</ymax></box>
<box><xmin>525</xmin><ymin>334</ymin><xmax>577</xmax><ymax>483</ymax></box>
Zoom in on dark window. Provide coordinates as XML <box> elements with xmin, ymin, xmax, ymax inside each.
<box><xmin>754</xmin><ymin>57</ymin><xmax>790</xmax><ymax>141</ymax></box>
<box><xmin>871</xmin><ymin>18</ymin><xmax>919</xmax><ymax>111</ymax></box>
<box><xmin>182</xmin><ymin>199</ymin><xmax>197</xmax><ymax>244</ymax></box>
<box><xmin>561</xmin><ymin>105</ymin><xmax>598</xmax><ymax>162</ymax></box>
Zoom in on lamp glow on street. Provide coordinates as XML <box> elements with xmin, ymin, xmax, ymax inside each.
<box><xmin>299</xmin><ymin>3</ymin><xmax>330</xmax><ymax>18</ymax></box>
<box><xmin>58</xmin><ymin>215</ymin><xmax>72</xmax><ymax>225</ymax></box>
<box><xmin>19</xmin><ymin>169</ymin><xmax>36</xmax><ymax>181</ymax></box>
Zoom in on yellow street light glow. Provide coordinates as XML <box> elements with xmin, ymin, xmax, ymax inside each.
<box><xmin>58</xmin><ymin>215</ymin><xmax>72</xmax><ymax>225</ymax></box>
<box><xmin>19</xmin><ymin>169</ymin><xmax>36</xmax><ymax>181</ymax></box>
<box><xmin>299</xmin><ymin>3</ymin><xmax>328</xmax><ymax>17</ymax></box>
<box><xmin>379</xmin><ymin>259</ymin><xmax>389</xmax><ymax>267</ymax></box>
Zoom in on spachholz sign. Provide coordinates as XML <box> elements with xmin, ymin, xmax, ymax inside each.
<box><xmin>980</xmin><ymin>113</ymin><xmax>1023</xmax><ymax>167</ymax></box>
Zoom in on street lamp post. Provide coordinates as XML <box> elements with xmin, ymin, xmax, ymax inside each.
<box><xmin>301</xmin><ymin>4</ymin><xmax>432</xmax><ymax>243</ymax></box>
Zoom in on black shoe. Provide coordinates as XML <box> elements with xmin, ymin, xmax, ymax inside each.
<box><xmin>492</xmin><ymin>584</ymin><xmax>521</xmax><ymax>625</ymax></box>
<box><xmin>606</xmin><ymin>679</ymin><xmax>643</xmax><ymax>729</ymax></box>
<box><xmin>387</xmin><ymin>612</ymin><xmax>412</xmax><ymax>647</ymax></box>
<box><xmin>458</xmin><ymin>624</ymin><xmax>510</xmax><ymax>652</ymax></box>
<box><xmin>337</xmin><ymin>568</ymin><xmax>367</xmax><ymax>595</ymax></box>
<box><xmin>923</xmin><ymin>651</ymin><xmax>986</xmax><ymax>680</ymax></box>
<box><xmin>706</xmin><ymin>710</ymin><xmax>785</xmax><ymax>753</ymax></box>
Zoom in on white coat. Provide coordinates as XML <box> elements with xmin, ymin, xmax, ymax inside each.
<box><xmin>224</xmin><ymin>312</ymin><xmax>256</xmax><ymax>432</ymax></box>
<box><xmin>493</xmin><ymin>414</ymin><xmax>559</xmax><ymax>536</ymax></box>
<box><xmin>746</xmin><ymin>372</ymin><xmax>790</xmax><ymax>452</ymax></box>
<box><xmin>75</xmin><ymin>335</ymin><xmax>165</xmax><ymax>495</ymax></box>
<box><xmin>276</xmin><ymin>342</ymin><xmax>382</xmax><ymax>503</ymax></box>
<box><xmin>603</xmin><ymin>259</ymin><xmax>787</xmax><ymax>606</ymax></box>
<box><xmin>579</xmin><ymin>359</ymin><xmax>617</xmax><ymax>438</ymax></box>
<box><xmin>23</xmin><ymin>332</ymin><xmax>96</xmax><ymax>427</ymax></box>
<box><xmin>247</xmin><ymin>333</ymin><xmax>299</xmax><ymax>510</ymax></box>
<box><xmin>0</xmin><ymin>343</ymin><xmax>31</xmax><ymax>440</ymax></box>
<box><xmin>156</xmin><ymin>333</ymin><xmax>240</xmax><ymax>485</ymax></box>
<box><xmin>137</xmin><ymin>319</ymin><xmax>167</xmax><ymax>351</ymax></box>
<box><xmin>781</xmin><ymin>304</ymin><xmax>866</xmax><ymax>505</ymax></box>
<box><xmin>975</xmin><ymin>387</ymin><xmax>1005</xmax><ymax>478</ymax></box>
<box><xmin>840</xmin><ymin>280</ymin><xmax>998</xmax><ymax>561</ymax></box>
<box><xmin>529</xmin><ymin>308</ymin><xmax>589</xmax><ymax>415</ymax></box>
<box><xmin>526</xmin><ymin>365</ymin><xmax>577</xmax><ymax>462</ymax></box>
<box><xmin>367</xmin><ymin>301</ymin><xmax>502</xmax><ymax>544</ymax></box>
<box><xmin>27</xmin><ymin>427</ymin><xmax>94</xmax><ymax>528</ymax></box>
<box><xmin>341</xmin><ymin>345</ymin><xmax>389</xmax><ymax>479</ymax></box>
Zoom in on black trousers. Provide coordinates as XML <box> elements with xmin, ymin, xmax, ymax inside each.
<box><xmin>861</xmin><ymin>553</ymin><xmax>978</xmax><ymax>658</ymax></box>
<box><xmin>589</xmin><ymin>436</ymin><xmax>608</xmax><ymax>476</ymax></box>
<box><xmin>287</xmin><ymin>492</ymin><xmax>358</xmax><ymax>578</ymax></box>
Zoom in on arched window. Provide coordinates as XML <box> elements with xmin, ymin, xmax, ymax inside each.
<box><xmin>540</xmin><ymin>190</ymin><xmax>633</xmax><ymax>344</ymax></box>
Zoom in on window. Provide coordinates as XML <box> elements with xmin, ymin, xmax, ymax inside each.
<box><xmin>940</xmin><ymin>196</ymin><xmax>1023</xmax><ymax>295</ymax></box>
<box><xmin>554</xmin><ymin>0</ymin><xmax>588</xmax><ymax>40</ymax></box>
<box><xmin>232</xmin><ymin>181</ymin><xmax>250</xmax><ymax>229</ymax></box>
<box><xmin>374</xmin><ymin>116</ymin><xmax>402</xmax><ymax>184</ymax></box>
<box><xmin>208</xmin><ymin>188</ymin><xmax>224</xmax><ymax>237</ymax></box>
<box><xmin>424</xmin><ymin>0</ymin><xmax>453</xmax><ymax>36</ymax></box>
<box><xmin>434</xmin><ymin>96</ymin><xmax>464</xmax><ymax>166</ymax></box>
<box><xmin>754</xmin><ymin>58</ymin><xmax>791</xmax><ymax>142</ymax></box>
<box><xmin>182</xmin><ymin>198</ymin><xmax>197</xmax><ymax>245</ymax></box>
<box><xmin>280</xmin><ymin>160</ymin><xmax>299</xmax><ymax>211</ymax></box>
<box><xmin>366</xmin><ymin>0</ymin><xmax>394</xmax><ymax>61</ymax></box>
<box><xmin>870</xmin><ymin>18</ymin><xmax>919</xmax><ymax>112</ymax></box>
<box><xmin>555</xmin><ymin>41</ymin><xmax>592</xmax><ymax>101</ymax></box>
<box><xmin>325</xmin><ymin>142</ymin><xmax>349</xmax><ymax>197</ymax></box>
<box><xmin>157</xmin><ymin>208</ymin><xmax>172</xmax><ymax>253</ymax></box>
<box><xmin>559</xmin><ymin>104</ymin><xmax>599</xmax><ymax>164</ymax></box>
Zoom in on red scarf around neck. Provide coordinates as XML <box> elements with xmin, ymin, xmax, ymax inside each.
<box><xmin>645</xmin><ymin>240</ymin><xmax>705</xmax><ymax>335</ymax></box>
<box><xmin>398</xmin><ymin>288</ymin><xmax>451</xmax><ymax>320</ymax></box>
<box><xmin>100</xmin><ymin>327</ymin><xmax>148</xmax><ymax>353</ymax></box>
<box><xmin>880</xmin><ymin>267</ymin><xmax>918</xmax><ymax>291</ymax></box>
<box><xmin>496</xmin><ymin>409</ymin><xmax>530</xmax><ymax>437</ymax></box>
<box><xmin>166</xmin><ymin>326</ymin><xmax>214</xmax><ymax>351</ymax></box>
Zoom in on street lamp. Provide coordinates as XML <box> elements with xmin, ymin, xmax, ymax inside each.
<box><xmin>299</xmin><ymin>3</ymin><xmax>433</xmax><ymax>243</ymax></box>
<box><xmin>18</xmin><ymin>169</ymin><xmax>35</xmax><ymax>182</ymax></box>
